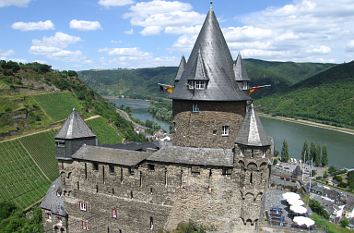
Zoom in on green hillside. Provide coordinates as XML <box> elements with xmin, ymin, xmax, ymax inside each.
<box><xmin>87</xmin><ymin>117</ymin><xmax>123</xmax><ymax>144</ymax></box>
<box><xmin>78</xmin><ymin>59</ymin><xmax>333</xmax><ymax>99</ymax></box>
<box><xmin>0</xmin><ymin>139</ymin><xmax>51</xmax><ymax>209</ymax></box>
<box><xmin>256</xmin><ymin>61</ymin><xmax>354</xmax><ymax>128</ymax></box>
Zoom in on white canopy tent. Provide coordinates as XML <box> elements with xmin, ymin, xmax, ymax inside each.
<box><xmin>293</xmin><ymin>216</ymin><xmax>315</xmax><ymax>228</ymax></box>
<box><xmin>282</xmin><ymin>192</ymin><xmax>300</xmax><ymax>201</ymax></box>
<box><xmin>290</xmin><ymin>205</ymin><xmax>308</xmax><ymax>215</ymax></box>
<box><xmin>287</xmin><ymin>199</ymin><xmax>305</xmax><ymax>206</ymax></box>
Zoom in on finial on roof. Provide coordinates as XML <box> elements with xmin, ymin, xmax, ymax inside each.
<box><xmin>210</xmin><ymin>0</ymin><xmax>213</xmax><ymax>10</ymax></box>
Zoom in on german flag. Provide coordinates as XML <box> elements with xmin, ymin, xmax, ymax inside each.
<box><xmin>158</xmin><ymin>83</ymin><xmax>174</xmax><ymax>94</ymax></box>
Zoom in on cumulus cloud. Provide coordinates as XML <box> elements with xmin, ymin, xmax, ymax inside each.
<box><xmin>70</xmin><ymin>19</ymin><xmax>102</xmax><ymax>31</ymax></box>
<box><xmin>124</xmin><ymin>0</ymin><xmax>204</xmax><ymax>36</ymax></box>
<box><xmin>11</xmin><ymin>20</ymin><xmax>54</xmax><ymax>31</ymax></box>
<box><xmin>98</xmin><ymin>0</ymin><xmax>133</xmax><ymax>8</ymax></box>
<box><xmin>0</xmin><ymin>49</ymin><xmax>15</xmax><ymax>59</ymax></box>
<box><xmin>98</xmin><ymin>47</ymin><xmax>178</xmax><ymax>68</ymax></box>
<box><xmin>0</xmin><ymin>0</ymin><xmax>29</xmax><ymax>7</ymax></box>
<box><xmin>29</xmin><ymin>32</ymin><xmax>86</xmax><ymax>62</ymax></box>
<box><xmin>346</xmin><ymin>40</ymin><xmax>354</xmax><ymax>52</ymax></box>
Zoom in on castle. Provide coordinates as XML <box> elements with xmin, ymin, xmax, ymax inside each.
<box><xmin>40</xmin><ymin>7</ymin><xmax>273</xmax><ymax>233</ymax></box>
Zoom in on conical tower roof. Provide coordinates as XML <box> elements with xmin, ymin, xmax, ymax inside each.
<box><xmin>174</xmin><ymin>56</ymin><xmax>186</xmax><ymax>82</ymax></box>
<box><xmin>55</xmin><ymin>109</ymin><xmax>96</xmax><ymax>140</ymax></box>
<box><xmin>234</xmin><ymin>53</ymin><xmax>250</xmax><ymax>81</ymax></box>
<box><xmin>170</xmin><ymin>9</ymin><xmax>250</xmax><ymax>101</ymax></box>
<box><xmin>235</xmin><ymin>104</ymin><xmax>271</xmax><ymax>146</ymax></box>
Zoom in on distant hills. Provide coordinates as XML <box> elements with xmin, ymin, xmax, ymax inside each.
<box><xmin>256</xmin><ymin>61</ymin><xmax>354</xmax><ymax>128</ymax></box>
<box><xmin>78</xmin><ymin>59</ymin><xmax>334</xmax><ymax>99</ymax></box>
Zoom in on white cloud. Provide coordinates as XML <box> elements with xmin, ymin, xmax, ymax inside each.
<box><xmin>0</xmin><ymin>0</ymin><xmax>29</xmax><ymax>7</ymax></box>
<box><xmin>29</xmin><ymin>32</ymin><xmax>85</xmax><ymax>62</ymax></box>
<box><xmin>70</xmin><ymin>19</ymin><xmax>102</xmax><ymax>31</ymax></box>
<box><xmin>124</xmin><ymin>0</ymin><xmax>204</xmax><ymax>36</ymax></box>
<box><xmin>98</xmin><ymin>0</ymin><xmax>133</xmax><ymax>8</ymax></box>
<box><xmin>0</xmin><ymin>49</ymin><xmax>15</xmax><ymax>59</ymax></box>
<box><xmin>306</xmin><ymin>45</ymin><xmax>331</xmax><ymax>54</ymax></box>
<box><xmin>11</xmin><ymin>20</ymin><xmax>54</xmax><ymax>31</ymax></box>
<box><xmin>98</xmin><ymin>47</ymin><xmax>178</xmax><ymax>68</ymax></box>
<box><xmin>124</xmin><ymin>28</ymin><xmax>134</xmax><ymax>35</ymax></box>
<box><xmin>346</xmin><ymin>40</ymin><xmax>354</xmax><ymax>52</ymax></box>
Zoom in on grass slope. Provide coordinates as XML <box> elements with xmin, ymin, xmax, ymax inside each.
<box><xmin>32</xmin><ymin>92</ymin><xmax>84</xmax><ymax>122</ymax></box>
<box><xmin>19</xmin><ymin>131</ymin><xmax>58</xmax><ymax>181</ymax></box>
<box><xmin>86</xmin><ymin>117</ymin><xmax>122</xmax><ymax>144</ymax></box>
<box><xmin>78</xmin><ymin>59</ymin><xmax>333</xmax><ymax>99</ymax></box>
<box><xmin>311</xmin><ymin>213</ymin><xmax>353</xmax><ymax>233</ymax></box>
<box><xmin>256</xmin><ymin>61</ymin><xmax>354</xmax><ymax>128</ymax></box>
<box><xmin>0</xmin><ymin>140</ymin><xmax>50</xmax><ymax>209</ymax></box>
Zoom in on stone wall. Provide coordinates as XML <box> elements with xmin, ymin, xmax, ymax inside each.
<box><xmin>41</xmin><ymin>211</ymin><xmax>68</xmax><ymax>233</ymax></box>
<box><xmin>172</xmin><ymin>100</ymin><xmax>246</xmax><ymax>149</ymax></box>
<box><xmin>58</xmin><ymin>152</ymin><xmax>270</xmax><ymax>233</ymax></box>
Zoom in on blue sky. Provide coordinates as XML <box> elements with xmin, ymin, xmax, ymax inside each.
<box><xmin>0</xmin><ymin>0</ymin><xmax>354</xmax><ymax>70</ymax></box>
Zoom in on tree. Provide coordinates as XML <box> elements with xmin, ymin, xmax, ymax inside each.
<box><xmin>280</xmin><ymin>140</ymin><xmax>290</xmax><ymax>162</ymax></box>
<box><xmin>301</xmin><ymin>141</ymin><xmax>309</xmax><ymax>162</ymax></box>
<box><xmin>348</xmin><ymin>172</ymin><xmax>354</xmax><ymax>191</ymax></box>
<box><xmin>340</xmin><ymin>218</ymin><xmax>349</xmax><ymax>228</ymax></box>
<box><xmin>310</xmin><ymin>142</ymin><xmax>316</xmax><ymax>161</ymax></box>
<box><xmin>321</xmin><ymin>145</ymin><xmax>328</xmax><ymax>167</ymax></box>
<box><xmin>314</xmin><ymin>144</ymin><xmax>322</xmax><ymax>167</ymax></box>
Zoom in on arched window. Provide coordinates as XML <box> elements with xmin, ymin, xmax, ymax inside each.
<box><xmin>150</xmin><ymin>217</ymin><xmax>154</xmax><ymax>230</ymax></box>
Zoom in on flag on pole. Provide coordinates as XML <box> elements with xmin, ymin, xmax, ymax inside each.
<box><xmin>247</xmin><ymin>84</ymin><xmax>271</xmax><ymax>95</ymax></box>
<box><xmin>158</xmin><ymin>83</ymin><xmax>174</xmax><ymax>94</ymax></box>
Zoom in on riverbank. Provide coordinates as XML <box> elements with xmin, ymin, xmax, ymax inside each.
<box><xmin>259</xmin><ymin>113</ymin><xmax>354</xmax><ymax>136</ymax></box>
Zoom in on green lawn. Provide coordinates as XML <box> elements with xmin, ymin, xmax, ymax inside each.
<box><xmin>32</xmin><ymin>92</ymin><xmax>83</xmax><ymax>122</ymax></box>
<box><xmin>311</xmin><ymin>213</ymin><xmax>354</xmax><ymax>233</ymax></box>
<box><xmin>0</xmin><ymin>140</ymin><xmax>50</xmax><ymax>210</ymax></box>
<box><xmin>86</xmin><ymin>117</ymin><xmax>123</xmax><ymax>144</ymax></box>
<box><xmin>19</xmin><ymin>131</ymin><xmax>58</xmax><ymax>181</ymax></box>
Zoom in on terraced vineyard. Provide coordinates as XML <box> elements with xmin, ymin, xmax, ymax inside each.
<box><xmin>0</xmin><ymin>140</ymin><xmax>51</xmax><ymax>209</ymax></box>
<box><xmin>32</xmin><ymin>92</ymin><xmax>84</xmax><ymax>122</ymax></box>
<box><xmin>86</xmin><ymin>117</ymin><xmax>123</xmax><ymax>144</ymax></box>
<box><xmin>0</xmin><ymin>79</ymin><xmax>9</xmax><ymax>89</ymax></box>
<box><xmin>19</xmin><ymin>131</ymin><xmax>58</xmax><ymax>181</ymax></box>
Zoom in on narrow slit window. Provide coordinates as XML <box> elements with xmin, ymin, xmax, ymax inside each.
<box><xmin>120</xmin><ymin>167</ymin><xmax>123</xmax><ymax>183</ymax></box>
<box><xmin>140</xmin><ymin>171</ymin><xmax>143</xmax><ymax>187</ymax></box>
<box><xmin>148</xmin><ymin>164</ymin><xmax>155</xmax><ymax>171</ymax></box>
<box><xmin>81</xmin><ymin>220</ymin><xmax>89</xmax><ymax>230</ymax></box>
<box><xmin>192</xmin><ymin>103</ymin><xmax>199</xmax><ymax>112</ymax></box>
<box><xmin>112</xmin><ymin>208</ymin><xmax>118</xmax><ymax>219</ymax></box>
<box><xmin>250</xmin><ymin>172</ymin><xmax>253</xmax><ymax>184</ymax></box>
<box><xmin>150</xmin><ymin>217</ymin><xmax>154</xmax><ymax>230</ymax></box>
<box><xmin>93</xmin><ymin>162</ymin><xmax>99</xmax><ymax>171</ymax></box>
<box><xmin>84</xmin><ymin>163</ymin><xmax>87</xmax><ymax>179</ymax></box>
<box><xmin>77</xmin><ymin>181</ymin><xmax>80</xmax><ymax>190</ymax></box>
<box><xmin>164</xmin><ymin>167</ymin><xmax>168</xmax><ymax>187</ymax></box>
<box><xmin>109</xmin><ymin>164</ymin><xmax>115</xmax><ymax>173</ymax></box>
<box><xmin>102</xmin><ymin>166</ymin><xmax>105</xmax><ymax>183</ymax></box>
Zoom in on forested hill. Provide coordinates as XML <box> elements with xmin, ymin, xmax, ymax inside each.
<box><xmin>78</xmin><ymin>59</ymin><xmax>333</xmax><ymax>99</ymax></box>
<box><xmin>0</xmin><ymin>60</ymin><xmax>143</xmax><ymax>142</ymax></box>
<box><xmin>256</xmin><ymin>61</ymin><xmax>354</xmax><ymax>128</ymax></box>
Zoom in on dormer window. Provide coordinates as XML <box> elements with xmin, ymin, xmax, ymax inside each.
<box><xmin>56</xmin><ymin>140</ymin><xmax>65</xmax><ymax>148</ymax></box>
<box><xmin>242</xmin><ymin>81</ymin><xmax>248</xmax><ymax>91</ymax></box>
<box><xmin>195</xmin><ymin>81</ymin><xmax>206</xmax><ymax>89</ymax></box>
<box><xmin>187</xmin><ymin>81</ymin><xmax>206</xmax><ymax>90</ymax></box>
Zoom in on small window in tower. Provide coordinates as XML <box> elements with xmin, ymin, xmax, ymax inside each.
<box><xmin>79</xmin><ymin>202</ymin><xmax>87</xmax><ymax>211</ymax></box>
<box><xmin>56</xmin><ymin>140</ymin><xmax>65</xmax><ymax>148</ymax></box>
<box><xmin>150</xmin><ymin>217</ymin><xmax>154</xmax><ymax>230</ymax></box>
<box><xmin>222</xmin><ymin>168</ymin><xmax>232</xmax><ymax>176</ymax></box>
<box><xmin>222</xmin><ymin>126</ymin><xmax>229</xmax><ymax>136</ymax></box>
<box><xmin>213</xmin><ymin>129</ymin><xmax>217</xmax><ymax>135</ymax></box>
<box><xmin>109</xmin><ymin>164</ymin><xmax>115</xmax><ymax>173</ymax></box>
<box><xmin>128</xmin><ymin>167</ymin><xmax>135</xmax><ymax>175</ymax></box>
<box><xmin>112</xmin><ymin>208</ymin><xmax>118</xmax><ymax>219</ymax></box>
<box><xmin>192</xmin><ymin>103</ymin><xmax>199</xmax><ymax>112</ymax></box>
<box><xmin>148</xmin><ymin>164</ymin><xmax>155</xmax><ymax>171</ymax></box>
<box><xmin>93</xmin><ymin>162</ymin><xmax>99</xmax><ymax>171</ymax></box>
<box><xmin>195</xmin><ymin>80</ymin><xmax>206</xmax><ymax>89</ymax></box>
<box><xmin>45</xmin><ymin>211</ymin><xmax>52</xmax><ymax>221</ymax></box>
<box><xmin>81</xmin><ymin>220</ymin><xmax>89</xmax><ymax>230</ymax></box>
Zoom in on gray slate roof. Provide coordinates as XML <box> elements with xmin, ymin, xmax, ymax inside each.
<box><xmin>72</xmin><ymin>144</ymin><xmax>151</xmax><ymax>166</ymax></box>
<box><xmin>174</xmin><ymin>56</ymin><xmax>186</xmax><ymax>82</ymax></box>
<box><xmin>40</xmin><ymin>178</ymin><xmax>67</xmax><ymax>216</ymax></box>
<box><xmin>170</xmin><ymin>9</ymin><xmax>251</xmax><ymax>102</ymax></box>
<box><xmin>235</xmin><ymin>104</ymin><xmax>271</xmax><ymax>146</ymax></box>
<box><xmin>234</xmin><ymin>53</ymin><xmax>250</xmax><ymax>81</ymax></box>
<box><xmin>147</xmin><ymin>145</ymin><xmax>234</xmax><ymax>167</ymax></box>
<box><xmin>187</xmin><ymin>49</ymin><xmax>209</xmax><ymax>81</ymax></box>
<box><xmin>55</xmin><ymin>109</ymin><xmax>96</xmax><ymax>140</ymax></box>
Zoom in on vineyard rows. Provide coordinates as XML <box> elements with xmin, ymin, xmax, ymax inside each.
<box><xmin>86</xmin><ymin>117</ymin><xmax>122</xmax><ymax>144</ymax></box>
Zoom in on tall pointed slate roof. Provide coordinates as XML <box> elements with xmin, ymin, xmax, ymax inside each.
<box><xmin>234</xmin><ymin>53</ymin><xmax>250</xmax><ymax>81</ymax></box>
<box><xmin>40</xmin><ymin>178</ymin><xmax>67</xmax><ymax>216</ymax></box>
<box><xmin>174</xmin><ymin>56</ymin><xmax>186</xmax><ymax>83</ymax></box>
<box><xmin>170</xmin><ymin>9</ymin><xmax>251</xmax><ymax>101</ymax></box>
<box><xmin>55</xmin><ymin>109</ymin><xmax>96</xmax><ymax>140</ymax></box>
<box><xmin>235</xmin><ymin>104</ymin><xmax>271</xmax><ymax>147</ymax></box>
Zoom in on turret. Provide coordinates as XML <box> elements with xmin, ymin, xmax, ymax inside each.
<box><xmin>55</xmin><ymin>109</ymin><xmax>97</xmax><ymax>160</ymax></box>
<box><xmin>174</xmin><ymin>56</ymin><xmax>186</xmax><ymax>85</ymax></box>
<box><xmin>234</xmin><ymin>103</ymin><xmax>272</xmax><ymax>227</ymax></box>
<box><xmin>169</xmin><ymin>8</ymin><xmax>251</xmax><ymax>149</ymax></box>
<box><xmin>234</xmin><ymin>53</ymin><xmax>250</xmax><ymax>91</ymax></box>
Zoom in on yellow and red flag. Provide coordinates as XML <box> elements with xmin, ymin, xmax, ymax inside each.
<box><xmin>158</xmin><ymin>83</ymin><xmax>174</xmax><ymax>94</ymax></box>
<box><xmin>247</xmin><ymin>84</ymin><xmax>271</xmax><ymax>95</ymax></box>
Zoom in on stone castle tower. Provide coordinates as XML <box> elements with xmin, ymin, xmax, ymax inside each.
<box><xmin>40</xmin><ymin>7</ymin><xmax>273</xmax><ymax>233</ymax></box>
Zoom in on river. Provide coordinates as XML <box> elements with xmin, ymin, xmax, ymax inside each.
<box><xmin>110</xmin><ymin>98</ymin><xmax>354</xmax><ymax>168</ymax></box>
